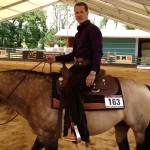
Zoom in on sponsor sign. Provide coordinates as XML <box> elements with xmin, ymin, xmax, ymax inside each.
<box><xmin>115</xmin><ymin>55</ymin><xmax>132</xmax><ymax>64</ymax></box>
<box><xmin>0</xmin><ymin>50</ymin><xmax>7</xmax><ymax>58</ymax></box>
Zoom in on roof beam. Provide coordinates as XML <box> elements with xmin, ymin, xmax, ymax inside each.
<box><xmin>0</xmin><ymin>0</ymin><xmax>29</xmax><ymax>11</ymax></box>
<box><xmin>0</xmin><ymin>0</ymin><xmax>59</xmax><ymax>22</ymax></box>
<box><xmin>130</xmin><ymin>0</ymin><xmax>150</xmax><ymax>7</ymax></box>
<box><xmin>99</xmin><ymin>0</ymin><xmax>150</xmax><ymax>17</ymax></box>
<box><xmin>90</xmin><ymin>7</ymin><xmax>150</xmax><ymax>31</ymax></box>
<box><xmin>85</xmin><ymin>1</ymin><xmax>150</xmax><ymax>23</ymax></box>
<box><xmin>61</xmin><ymin>0</ymin><xmax>150</xmax><ymax>32</ymax></box>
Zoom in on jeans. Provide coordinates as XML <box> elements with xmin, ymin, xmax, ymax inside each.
<box><xmin>64</xmin><ymin>64</ymin><xmax>91</xmax><ymax>142</ymax></box>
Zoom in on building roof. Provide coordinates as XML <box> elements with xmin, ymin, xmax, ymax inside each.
<box><xmin>0</xmin><ymin>0</ymin><xmax>59</xmax><ymax>22</ymax></box>
<box><xmin>0</xmin><ymin>0</ymin><xmax>150</xmax><ymax>32</ymax></box>
<box><xmin>55</xmin><ymin>29</ymin><xmax>150</xmax><ymax>38</ymax></box>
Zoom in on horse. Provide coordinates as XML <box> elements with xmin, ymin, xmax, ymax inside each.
<box><xmin>0</xmin><ymin>69</ymin><xmax>150</xmax><ymax>150</ymax></box>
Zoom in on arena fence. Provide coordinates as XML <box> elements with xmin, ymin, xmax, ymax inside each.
<box><xmin>0</xmin><ymin>48</ymin><xmax>64</xmax><ymax>61</ymax></box>
<box><xmin>0</xmin><ymin>48</ymin><xmax>149</xmax><ymax>66</ymax></box>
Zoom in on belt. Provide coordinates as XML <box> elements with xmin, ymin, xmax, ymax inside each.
<box><xmin>74</xmin><ymin>57</ymin><xmax>91</xmax><ymax>66</ymax></box>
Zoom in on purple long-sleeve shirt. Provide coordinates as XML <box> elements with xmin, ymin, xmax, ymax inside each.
<box><xmin>56</xmin><ymin>20</ymin><xmax>103</xmax><ymax>73</ymax></box>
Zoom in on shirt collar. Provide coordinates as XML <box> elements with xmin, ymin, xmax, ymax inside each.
<box><xmin>77</xmin><ymin>20</ymin><xmax>90</xmax><ymax>31</ymax></box>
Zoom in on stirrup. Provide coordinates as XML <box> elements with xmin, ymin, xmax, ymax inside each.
<box><xmin>74</xmin><ymin>125</ymin><xmax>81</xmax><ymax>143</ymax></box>
<box><xmin>64</xmin><ymin>125</ymin><xmax>81</xmax><ymax>143</ymax></box>
<box><xmin>64</xmin><ymin>133</ymin><xmax>76</xmax><ymax>142</ymax></box>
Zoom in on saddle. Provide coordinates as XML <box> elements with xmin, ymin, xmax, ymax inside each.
<box><xmin>89</xmin><ymin>74</ymin><xmax>118</xmax><ymax>96</ymax></box>
<box><xmin>56</xmin><ymin>63</ymin><xmax>118</xmax><ymax>96</ymax></box>
<box><xmin>51</xmin><ymin>64</ymin><xmax>124</xmax><ymax>110</ymax></box>
<box><xmin>56</xmin><ymin>63</ymin><xmax>72</xmax><ymax>95</ymax></box>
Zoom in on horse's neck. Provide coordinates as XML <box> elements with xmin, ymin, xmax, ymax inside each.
<box><xmin>0</xmin><ymin>70</ymin><xmax>52</xmax><ymax>119</ymax></box>
<box><xmin>0</xmin><ymin>71</ymin><xmax>26</xmax><ymax>95</ymax></box>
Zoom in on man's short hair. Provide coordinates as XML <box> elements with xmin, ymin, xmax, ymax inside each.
<box><xmin>74</xmin><ymin>2</ymin><xmax>88</xmax><ymax>12</ymax></box>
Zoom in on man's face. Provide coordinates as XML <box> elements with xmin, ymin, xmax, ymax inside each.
<box><xmin>74</xmin><ymin>5</ymin><xmax>88</xmax><ymax>24</ymax></box>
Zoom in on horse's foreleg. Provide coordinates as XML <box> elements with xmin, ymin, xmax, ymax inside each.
<box><xmin>44</xmin><ymin>140</ymin><xmax>58</xmax><ymax>150</ymax></box>
<box><xmin>31</xmin><ymin>137</ymin><xmax>44</xmax><ymax>150</ymax></box>
<box><xmin>41</xmin><ymin>132</ymin><xmax>59</xmax><ymax>150</ymax></box>
<box><xmin>32</xmin><ymin>134</ymin><xmax>59</xmax><ymax>150</ymax></box>
<box><xmin>114</xmin><ymin>121</ymin><xmax>130</xmax><ymax>150</ymax></box>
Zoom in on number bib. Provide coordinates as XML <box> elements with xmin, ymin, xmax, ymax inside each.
<box><xmin>105</xmin><ymin>95</ymin><xmax>124</xmax><ymax>108</ymax></box>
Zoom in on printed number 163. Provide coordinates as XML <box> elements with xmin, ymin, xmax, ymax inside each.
<box><xmin>108</xmin><ymin>98</ymin><xmax>120</xmax><ymax>105</ymax></box>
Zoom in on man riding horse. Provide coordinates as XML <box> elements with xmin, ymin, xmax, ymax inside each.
<box><xmin>47</xmin><ymin>1</ymin><xmax>103</xmax><ymax>143</ymax></box>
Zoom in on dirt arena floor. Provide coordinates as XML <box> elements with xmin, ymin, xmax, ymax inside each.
<box><xmin>0</xmin><ymin>60</ymin><xmax>150</xmax><ymax>150</ymax></box>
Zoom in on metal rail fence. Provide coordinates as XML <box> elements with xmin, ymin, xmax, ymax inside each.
<box><xmin>0</xmin><ymin>48</ymin><xmax>150</xmax><ymax>66</ymax></box>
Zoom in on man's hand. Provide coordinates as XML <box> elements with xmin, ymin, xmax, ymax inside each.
<box><xmin>86</xmin><ymin>73</ymin><xmax>96</xmax><ymax>87</ymax></box>
<box><xmin>46</xmin><ymin>55</ymin><xmax>56</xmax><ymax>64</ymax></box>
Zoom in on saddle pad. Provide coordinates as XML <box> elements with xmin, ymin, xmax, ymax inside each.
<box><xmin>51</xmin><ymin>72</ymin><xmax>125</xmax><ymax>110</ymax></box>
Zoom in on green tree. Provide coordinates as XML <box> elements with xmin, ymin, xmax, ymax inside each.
<box><xmin>0</xmin><ymin>9</ymin><xmax>47</xmax><ymax>49</ymax></box>
<box><xmin>0</xmin><ymin>21</ymin><xmax>19</xmax><ymax>47</ymax></box>
<box><xmin>100</xmin><ymin>18</ymin><xmax>119</xmax><ymax>30</ymax></box>
<box><xmin>50</xmin><ymin>3</ymin><xmax>75</xmax><ymax>30</ymax></box>
<box><xmin>45</xmin><ymin>2</ymin><xmax>75</xmax><ymax>47</ymax></box>
<box><xmin>100</xmin><ymin>17</ymin><xmax>108</xmax><ymax>29</ymax></box>
<box><xmin>45</xmin><ymin>28</ymin><xmax>57</xmax><ymax>47</ymax></box>
<box><xmin>124</xmin><ymin>25</ymin><xmax>135</xmax><ymax>30</ymax></box>
<box><xmin>22</xmin><ymin>10</ymin><xmax>47</xmax><ymax>49</ymax></box>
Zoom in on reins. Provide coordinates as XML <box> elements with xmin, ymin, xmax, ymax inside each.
<box><xmin>7</xmin><ymin>60</ymin><xmax>46</xmax><ymax>99</ymax></box>
<box><xmin>0</xmin><ymin>113</ymin><xmax>19</xmax><ymax>125</ymax></box>
<box><xmin>0</xmin><ymin>59</ymin><xmax>47</xmax><ymax>125</ymax></box>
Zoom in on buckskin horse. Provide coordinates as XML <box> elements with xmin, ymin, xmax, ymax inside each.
<box><xmin>0</xmin><ymin>68</ymin><xmax>150</xmax><ymax>150</ymax></box>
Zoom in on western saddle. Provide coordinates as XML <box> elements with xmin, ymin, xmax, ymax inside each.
<box><xmin>56</xmin><ymin>63</ymin><xmax>118</xmax><ymax>96</ymax></box>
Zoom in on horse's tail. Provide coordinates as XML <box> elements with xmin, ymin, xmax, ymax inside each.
<box><xmin>144</xmin><ymin>122</ymin><xmax>150</xmax><ymax>150</ymax></box>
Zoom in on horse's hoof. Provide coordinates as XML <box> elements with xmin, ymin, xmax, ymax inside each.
<box><xmin>85</xmin><ymin>140</ymin><xmax>96</xmax><ymax>147</ymax></box>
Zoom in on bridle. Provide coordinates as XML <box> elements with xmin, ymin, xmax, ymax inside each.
<box><xmin>0</xmin><ymin>59</ymin><xmax>47</xmax><ymax>125</ymax></box>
